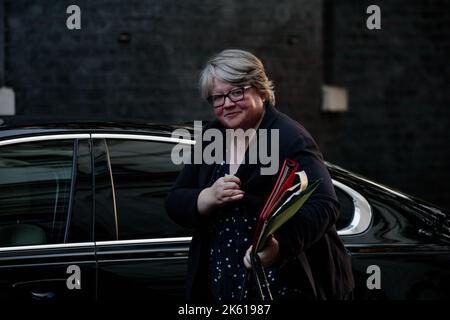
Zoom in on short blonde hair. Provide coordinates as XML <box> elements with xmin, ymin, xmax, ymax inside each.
<box><xmin>199</xmin><ymin>49</ymin><xmax>275</xmax><ymax>106</ymax></box>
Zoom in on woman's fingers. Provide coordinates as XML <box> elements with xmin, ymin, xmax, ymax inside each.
<box><xmin>212</xmin><ymin>176</ymin><xmax>244</xmax><ymax>204</ymax></box>
<box><xmin>243</xmin><ymin>236</ymin><xmax>280</xmax><ymax>269</ymax></box>
<box><xmin>221</xmin><ymin>188</ymin><xmax>244</xmax><ymax>197</ymax></box>
<box><xmin>222</xmin><ymin>181</ymin><xmax>241</xmax><ymax>190</ymax></box>
<box><xmin>223</xmin><ymin>174</ymin><xmax>241</xmax><ymax>185</ymax></box>
<box><xmin>258</xmin><ymin>236</ymin><xmax>280</xmax><ymax>267</ymax></box>
<box><xmin>227</xmin><ymin>193</ymin><xmax>244</xmax><ymax>202</ymax></box>
<box><xmin>219</xmin><ymin>189</ymin><xmax>244</xmax><ymax>203</ymax></box>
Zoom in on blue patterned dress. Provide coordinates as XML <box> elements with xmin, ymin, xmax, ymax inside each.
<box><xmin>208</xmin><ymin>163</ymin><xmax>296</xmax><ymax>300</ymax></box>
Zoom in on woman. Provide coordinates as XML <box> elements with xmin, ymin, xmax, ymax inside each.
<box><xmin>165</xmin><ymin>49</ymin><xmax>354</xmax><ymax>300</ymax></box>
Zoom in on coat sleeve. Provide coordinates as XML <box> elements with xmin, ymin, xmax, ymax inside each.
<box><xmin>274</xmin><ymin>134</ymin><xmax>340</xmax><ymax>262</ymax></box>
<box><xmin>165</xmin><ymin>162</ymin><xmax>204</xmax><ymax>229</ymax></box>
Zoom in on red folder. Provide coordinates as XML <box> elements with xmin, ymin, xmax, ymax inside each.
<box><xmin>251</xmin><ymin>158</ymin><xmax>299</xmax><ymax>253</ymax></box>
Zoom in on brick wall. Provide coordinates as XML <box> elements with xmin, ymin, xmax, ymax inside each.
<box><xmin>4</xmin><ymin>0</ymin><xmax>322</xmax><ymax>122</ymax></box>
<box><xmin>0</xmin><ymin>0</ymin><xmax>4</xmax><ymax>85</ymax></box>
<box><xmin>323</xmin><ymin>0</ymin><xmax>450</xmax><ymax>209</ymax></box>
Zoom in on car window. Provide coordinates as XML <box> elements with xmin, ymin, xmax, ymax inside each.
<box><xmin>106</xmin><ymin>139</ymin><xmax>191</xmax><ymax>240</ymax></box>
<box><xmin>0</xmin><ymin>140</ymin><xmax>75</xmax><ymax>247</ymax></box>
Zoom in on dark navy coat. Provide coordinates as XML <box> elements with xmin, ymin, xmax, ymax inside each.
<box><xmin>166</xmin><ymin>104</ymin><xmax>354</xmax><ymax>300</ymax></box>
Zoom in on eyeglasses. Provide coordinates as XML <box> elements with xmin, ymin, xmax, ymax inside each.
<box><xmin>207</xmin><ymin>86</ymin><xmax>252</xmax><ymax>108</ymax></box>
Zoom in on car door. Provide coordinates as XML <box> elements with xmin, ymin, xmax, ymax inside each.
<box><xmin>333</xmin><ymin>178</ymin><xmax>450</xmax><ymax>300</ymax></box>
<box><xmin>92</xmin><ymin>134</ymin><xmax>192</xmax><ymax>300</ymax></box>
<box><xmin>0</xmin><ymin>135</ymin><xmax>96</xmax><ymax>301</ymax></box>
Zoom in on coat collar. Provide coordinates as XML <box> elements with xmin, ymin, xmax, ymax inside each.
<box><xmin>234</xmin><ymin>103</ymin><xmax>280</xmax><ymax>187</ymax></box>
<box><xmin>203</xmin><ymin>103</ymin><xmax>281</xmax><ymax>189</ymax></box>
<box><xmin>258</xmin><ymin>102</ymin><xmax>280</xmax><ymax>131</ymax></box>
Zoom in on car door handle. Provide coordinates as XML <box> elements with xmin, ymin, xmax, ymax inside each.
<box><xmin>12</xmin><ymin>278</ymin><xmax>65</xmax><ymax>301</ymax></box>
<box><xmin>30</xmin><ymin>291</ymin><xmax>56</xmax><ymax>300</ymax></box>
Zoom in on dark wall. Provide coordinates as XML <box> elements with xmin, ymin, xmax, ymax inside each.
<box><xmin>2</xmin><ymin>0</ymin><xmax>449</xmax><ymax>209</ymax></box>
<box><xmin>323</xmin><ymin>0</ymin><xmax>450</xmax><ymax>209</ymax></box>
<box><xmin>0</xmin><ymin>0</ymin><xmax>4</xmax><ymax>85</ymax></box>
<box><xmin>4</xmin><ymin>0</ymin><xmax>322</xmax><ymax>122</ymax></box>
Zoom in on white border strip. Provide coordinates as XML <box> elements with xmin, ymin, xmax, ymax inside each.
<box><xmin>0</xmin><ymin>242</ymin><xmax>95</xmax><ymax>252</ymax></box>
<box><xmin>95</xmin><ymin>237</ymin><xmax>192</xmax><ymax>246</ymax></box>
<box><xmin>0</xmin><ymin>237</ymin><xmax>193</xmax><ymax>252</ymax></box>
<box><xmin>91</xmin><ymin>133</ymin><xmax>194</xmax><ymax>145</ymax></box>
<box><xmin>0</xmin><ymin>134</ymin><xmax>91</xmax><ymax>146</ymax></box>
<box><xmin>0</xmin><ymin>133</ymin><xmax>195</xmax><ymax>147</ymax></box>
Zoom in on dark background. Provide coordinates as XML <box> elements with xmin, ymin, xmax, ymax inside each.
<box><xmin>1</xmin><ymin>0</ymin><xmax>449</xmax><ymax>209</ymax></box>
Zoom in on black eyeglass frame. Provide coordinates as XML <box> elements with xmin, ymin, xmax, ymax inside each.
<box><xmin>207</xmin><ymin>85</ymin><xmax>252</xmax><ymax>108</ymax></box>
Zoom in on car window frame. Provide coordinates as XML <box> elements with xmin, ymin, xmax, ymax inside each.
<box><xmin>0</xmin><ymin>134</ymin><xmax>94</xmax><ymax>251</ymax></box>
<box><xmin>91</xmin><ymin>133</ymin><xmax>195</xmax><ymax>247</ymax></box>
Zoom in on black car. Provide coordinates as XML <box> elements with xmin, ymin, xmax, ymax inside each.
<box><xmin>0</xmin><ymin>119</ymin><xmax>449</xmax><ymax>301</ymax></box>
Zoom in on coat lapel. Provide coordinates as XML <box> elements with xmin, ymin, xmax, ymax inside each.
<box><xmin>235</xmin><ymin>104</ymin><xmax>280</xmax><ymax>189</ymax></box>
<box><xmin>199</xmin><ymin>103</ymin><xmax>281</xmax><ymax>190</ymax></box>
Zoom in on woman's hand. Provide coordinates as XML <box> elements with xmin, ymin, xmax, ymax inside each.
<box><xmin>243</xmin><ymin>235</ymin><xmax>280</xmax><ymax>269</ymax></box>
<box><xmin>197</xmin><ymin>174</ymin><xmax>244</xmax><ymax>215</ymax></box>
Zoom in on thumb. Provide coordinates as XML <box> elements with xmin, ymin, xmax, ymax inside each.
<box><xmin>243</xmin><ymin>246</ymin><xmax>253</xmax><ymax>269</ymax></box>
